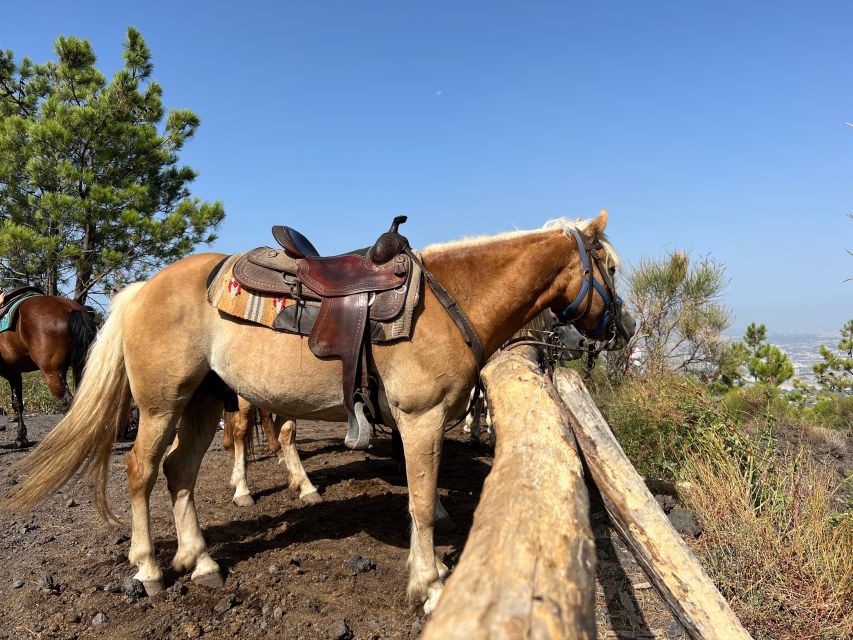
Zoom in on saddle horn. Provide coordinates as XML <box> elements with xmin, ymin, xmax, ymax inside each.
<box><xmin>369</xmin><ymin>215</ymin><xmax>410</xmax><ymax>265</ymax></box>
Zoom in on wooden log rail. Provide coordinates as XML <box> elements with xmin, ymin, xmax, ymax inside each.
<box><xmin>421</xmin><ymin>348</ymin><xmax>596</xmax><ymax>639</ymax></box>
<box><xmin>554</xmin><ymin>368</ymin><xmax>752</xmax><ymax>640</ymax></box>
<box><xmin>423</xmin><ymin>350</ymin><xmax>752</xmax><ymax>639</ymax></box>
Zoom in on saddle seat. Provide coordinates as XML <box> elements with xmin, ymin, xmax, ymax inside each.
<box><xmin>231</xmin><ymin>217</ymin><xmax>413</xmax><ymax>451</ymax></box>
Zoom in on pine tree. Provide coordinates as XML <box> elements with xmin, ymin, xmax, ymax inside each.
<box><xmin>0</xmin><ymin>28</ymin><xmax>224</xmax><ymax>302</ymax></box>
<box><xmin>734</xmin><ymin>323</ymin><xmax>794</xmax><ymax>387</ymax></box>
<box><xmin>813</xmin><ymin>320</ymin><xmax>853</xmax><ymax>396</ymax></box>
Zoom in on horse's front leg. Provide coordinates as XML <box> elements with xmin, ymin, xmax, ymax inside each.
<box><xmin>396</xmin><ymin>404</ymin><xmax>448</xmax><ymax>614</ymax></box>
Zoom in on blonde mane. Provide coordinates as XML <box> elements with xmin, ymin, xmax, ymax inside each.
<box><xmin>422</xmin><ymin>215</ymin><xmax>621</xmax><ymax>271</ymax></box>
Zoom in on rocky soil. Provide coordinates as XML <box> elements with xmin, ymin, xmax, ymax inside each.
<box><xmin>0</xmin><ymin>415</ymin><xmax>692</xmax><ymax>639</ymax></box>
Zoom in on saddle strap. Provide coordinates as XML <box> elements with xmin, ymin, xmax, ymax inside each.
<box><xmin>404</xmin><ymin>248</ymin><xmax>485</xmax><ymax>371</ymax></box>
<box><xmin>308</xmin><ymin>292</ymin><xmax>370</xmax><ymax>413</ymax></box>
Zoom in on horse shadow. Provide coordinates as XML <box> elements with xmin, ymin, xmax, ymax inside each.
<box><xmin>170</xmin><ymin>435</ymin><xmax>493</xmax><ymax>577</ymax></box>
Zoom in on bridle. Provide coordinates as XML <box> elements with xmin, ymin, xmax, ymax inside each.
<box><xmin>555</xmin><ymin>227</ymin><xmax>625</xmax><ymax>358</ymax></box>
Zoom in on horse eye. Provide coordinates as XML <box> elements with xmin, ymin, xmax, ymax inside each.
<box><xmin>608</xmin><ymin>266</ymin><xmax>617</xmax><ymax>275</ymax></box>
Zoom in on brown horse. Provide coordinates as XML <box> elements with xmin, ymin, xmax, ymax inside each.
<box><xmin>3</xmin><ymin>211</ymin><xmax>633</xmax><ymax>612</ymax></box>
<box><xmin>0</xmin><ymin>295</ymin><xmax>97</xmax><ymax>448</ymax></box>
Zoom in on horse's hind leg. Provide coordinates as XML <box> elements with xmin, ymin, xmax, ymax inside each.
<box><xmin>42</xmin><ymin>368</ymin><xmax>73</xmax><ymax>413</ymax></box>
<box><xmin>9</xmin><ymin>373</ymin><xmax>27</xmax><ymax>448</ymax></box>
<box><xmin>274</xmin><ymin>418</ymin><xmax>321</xmax><ymax>504</ymax></box>
<box><xmin>228</xmin><ymin>403</ymin><xmax>255</xmax><ymax>507</ymax></box>
<box><xmin>260</xmin><ymin>410</ymin><xmax>281</xmax><ymax>454</ymax></box>
<box><xmin>126</xmin><ymin>410</ymin><xmax>181</xmax><ymax>595</ymax></box>
<box><xmin>165</xmin><ymin>389</ymin><xmax>224</xmax><ymax>586</ymax></box>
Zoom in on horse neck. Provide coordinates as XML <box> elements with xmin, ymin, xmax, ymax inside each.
<box><xmin>422</xmin><ymin>230</ymin><xmax>574</xmax><ymax>357</ymax></box>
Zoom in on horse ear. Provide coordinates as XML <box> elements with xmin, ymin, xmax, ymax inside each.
<box><xmin>586</xmin><ymin>209</ymin><xmax>608</xmax><ymax>239</ymax></box>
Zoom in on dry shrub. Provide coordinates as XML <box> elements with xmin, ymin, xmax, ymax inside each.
<box><xmin>683</xmin><ymin>435</ymin><xmax>852</xmax><ymax>640</ymax></box>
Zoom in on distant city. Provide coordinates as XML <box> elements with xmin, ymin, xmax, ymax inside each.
<box><xmin>765</xmin><ymin>332</ymin><xmax>843</xmax><ymax>386</ymax></box>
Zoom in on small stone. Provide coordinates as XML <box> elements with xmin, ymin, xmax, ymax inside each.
<box><xmin>213</xmin><ymin>593</ymin><xmax>238</xmax><ymax>614</ymax></box>
<box><xmin>288</xmin><ymin>553</ymin><xmax>308</xmax><ymax>567</ymax></box>
<box><xmin>317</xmin><ymin>573</ymin><xmax>328</xmax><ymax>582</ymax></box>
<box><xmin>171</xmin><ymin>581</ymin><xmax>188</xmax><ymax>595</ymax></box>
<box><xmin>11</xmin><ymin>579</ymin><xmax>23</xmax><ymax>589</ymax></box>
<box><xmin>92</xmin><ymin>612</ymin><xmax>108</xmax><ymax>626</ymax></box>
<box><xmin>272</xmin><ymin>606</ymin><xmax>284</xmax><ymax>620</ymax></box>
<box><xmin>182</xmin><ymin>622</ymin><xmax>202</xmax><ymax>638</ymax></box>
<box><xmin>327</xmin><ymin>619</ymin><xmax>352</xmax><ymax>640</ymax></box>
<box><xmin>261</xmin><ymin>605</ymin><xmax>270</xmax><ymax>618</ymax></box>
<box><xmin>267</xmin><ymin>564</ymin><xmax>280</xmax><ymax>574</ymax></box>
<box><xmin>633</xmin><ymin>581</ymin><xmax>652</xmax><ymax>590</ymax></box>
<box><xmin>103</xmin><ymin>581</ymin><xmax>121</xmax><ymax>593</ymax></box>
<box><xmin>37</xmin><ymin>575</ymin><xmax>56</xmax><ymax>592</ymax></box>
<box><xmin>66</xmin><ymin>498</ymin><xmax>77</xmax><ymax>508</ymax></box>
<box><xmin>654</xmin><ymin>493</ymin><xmax>676</xmax><ymax>513</ymax></box>
<box><xmin>411</xmin><ymin>617</ymin><xmax>423</xmax><ymax>635</ymax></box>
<box><xmin>122</xmin><ymin>577</ymin><xmax>146</xmax><ymax>602</ymax></box>
<box><xmin>668</xmin><ymin>507</ymin><xmax>703</xmax><ymax>538</ymax></box>
<box><xmin>344</xmin><ymin>555</ymin><xmax>376</xmax><ymax>574</ymax></box>
<box><xmin>111</xmin><ymin>534</ymin><xmax>128</xmax><ymax>545</ymax></box>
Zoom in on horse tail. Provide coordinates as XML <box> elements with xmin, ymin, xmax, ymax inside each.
<box><xmin>2</xmin><ymin>282</ymin><xmax>145</xmax><ymax>523</ymax></box>
<box><xmin>68</xmin><ymin>307</ymin><xmax>98</xmax><ymax>387</ymax></box>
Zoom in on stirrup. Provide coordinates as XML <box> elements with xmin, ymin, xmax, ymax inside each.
<box><xmin>344</xmin><ymin>401</ymin><xmax>372</xmax><ymax>450</ymax></box>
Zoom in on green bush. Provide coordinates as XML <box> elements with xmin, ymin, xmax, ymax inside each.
<box><xmin>722</xmin><ymin>383</ymin><xmax>797</xmax><ymax>424</ymax></box>
<box><xmin>600</xmin><ymin>373</ymin><xmax>750</xmax><ymax>479</ymax></box>
<box><xmin>0</xmin><ymin>371</ymin><xmax>62</xmax><ymax>414</ymax></box>
<box><xmin>808</xmin><ymin>394</ymin><xmax>853</xmax><ymax>433</ymax></box>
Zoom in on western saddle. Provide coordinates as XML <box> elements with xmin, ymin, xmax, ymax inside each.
<box><xmin>232</xmin><ymin>216</ymin><xmax>414</xmax><ymax>450</ymax></box>
<box><xmin>0</xmin><ymin>285</ymin><xmax>45</xmax><ymax>319</ymax></box>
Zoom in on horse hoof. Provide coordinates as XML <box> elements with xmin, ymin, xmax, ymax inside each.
<box><xmin>141</xmin><ymin>579</ymin><xmax>165</xmax><ymax>596</ymax></box>
<box><xmin>300</xmin><ymin>491</ymin><xmax>322</xmax><ymax>505</ymax></box>
<box><xmin>192</xmin><ymin>571</ymin><xmax>225</xmax><ymax>589</ymax></box>
<box><xmin>232</xmin><ymin>494</ymin><xmax>255</xmax><ymax>507</ymax></box>
<box><xmin>435</xmin><ymin>516</ymin><xmax>457</xmax><ymax>534</ymax></box>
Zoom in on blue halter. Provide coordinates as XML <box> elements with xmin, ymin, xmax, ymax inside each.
<box><xmin>556</xmin><ymin>227</ymin><xmax>623</xmax><ymax>341</ymax></box>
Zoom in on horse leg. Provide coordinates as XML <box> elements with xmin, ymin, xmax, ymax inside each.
<box><xmin>228</xmin><ymin>403</ymin><xmax>255</xmax><ymax>507</ymax></box>
<box><xmin>396</xmin><ymin>405</ymin><xmax>448</xmax><ymax>614</ymax></box>
<box><xmin>164</xmin><ymin>389</ymin><xmax>223</xmax><ymax>586</ymax></box>
<box><xmin>126</xmin><ymin>410</ymin><xmax>180</xmax><ymax>595</ymax></box>
<box><xmin>9</xmin><ymin>373</ymin><xmax>27</xmax><ymax>448</ymax></box>
<box><xmin>260</xmin><ymin>410</ymin><xmax>281</xmax><ymax>454</ymax></box>
<box><xmin>274</xmin><ymin>417</ymin><xmax>321</xmax><ymax>504</ymax></box>
<box><xmin>391</xmin><ymin>426</ymin><xmax>453</xmax><ymax>533</ymax></box>
<box><xmin>43</xmin><ymin>368</ymin><xmax>73</xmax><ymax>413</ymax></box>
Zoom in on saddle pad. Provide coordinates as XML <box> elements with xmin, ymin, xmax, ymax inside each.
<box><xmin>0</xmin><ymin>293</ymin><xmax>41</xmax><ymax>333</ymax></box>
<box><xmin>207</xmin><ymin>254</ymin><xmax>422</xmax><ymax>342</ymax></box>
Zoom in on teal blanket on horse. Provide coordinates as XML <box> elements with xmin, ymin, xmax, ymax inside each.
<box><xmin>0</xmin><ymin>292</ymin><xmax>42</xmax><ymax>333</ymax></box>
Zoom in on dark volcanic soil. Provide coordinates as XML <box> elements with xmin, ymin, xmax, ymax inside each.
<box><xmin>0</xmin><ymin>416</ymin><xmax>686</xmax><ymax>640</ymax></box>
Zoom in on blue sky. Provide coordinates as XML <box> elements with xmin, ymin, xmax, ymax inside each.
<box><xmin>3</xmin><ymin>1</ymin><xmax>851</xmax><ymax>333</ymax></box>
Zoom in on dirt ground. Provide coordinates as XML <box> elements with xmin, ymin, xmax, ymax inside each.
<box><xmin>0</xmin><ymin>415</ymin><xmax>689</xmax><ymax>640</ymax></box>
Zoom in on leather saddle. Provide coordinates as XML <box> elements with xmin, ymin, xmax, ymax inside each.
<box><xmin>231</xmin><ymin>217</ymin><xmax>412</xmax><ymax>450</ymax></box>
<box><xmin>0</xmin><ymin>285</ymin><xmax>44</xmax><ymax>319</ymax></box>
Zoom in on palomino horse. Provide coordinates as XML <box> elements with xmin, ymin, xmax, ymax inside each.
<box><xmin>223</xmin><ymin>312</ymin><xmax>592</xmax><ymax>510</ymax></box>
<box><xmin>3</xmin><ymin>211</ymin><xmax>633</xmax><ymax>613</ymax></box>
<box><xmin>0</xmin><ymin>293</ymin><xmax>97</xmax><ymax>448</ymax></box>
